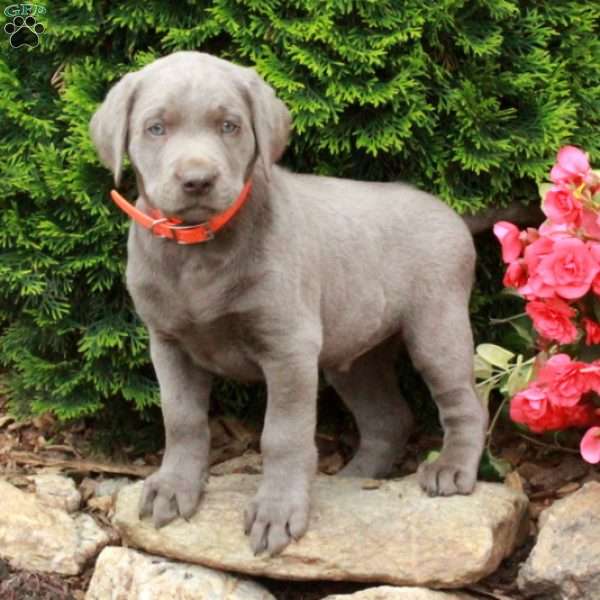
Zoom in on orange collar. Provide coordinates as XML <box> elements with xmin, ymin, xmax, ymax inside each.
<box><xmin>109</xmin><ymin>179</ymin><xmax>253</xmax><ymax>244</ymax></box>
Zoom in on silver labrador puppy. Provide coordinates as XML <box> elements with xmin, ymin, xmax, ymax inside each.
<box><xmin>90</xmin><ymin>51</ymin><xmax>491</xmax><ymax>556</ymax></box>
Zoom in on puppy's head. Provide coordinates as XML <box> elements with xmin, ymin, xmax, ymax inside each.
<box><xmin>90</xmin><ymin>52</ymin><xmax>290</xmax><ymax>221</ymax></box>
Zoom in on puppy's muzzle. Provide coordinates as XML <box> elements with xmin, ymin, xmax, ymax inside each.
<box><xmin>176</xmin><ymin>161</ymin><xmax>220</xmax><ymax>196</ymax></box>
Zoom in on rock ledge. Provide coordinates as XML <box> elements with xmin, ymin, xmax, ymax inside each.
<box><xmin>114</xmin><ymin>474</ymin><xmax>528</xmax><ymax>588</ymax></box>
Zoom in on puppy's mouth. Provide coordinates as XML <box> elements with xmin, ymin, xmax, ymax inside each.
<box><xmin>146</xmin><ymin>198</ymin><xmax>222</xmax><ymax>224</ymax></box>
<box><xmin>162</xmin><ymin>204</ymin><xmax>216</xmax><ymax>221</ymax></box>
<box><xmin>146</xmin><ymin>186</ymin><xmax>244</xmax><ymax>223</ymax></box>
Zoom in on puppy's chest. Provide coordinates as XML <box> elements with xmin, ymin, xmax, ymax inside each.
<box><xmin>127</xmin><ymin>261</ymin><xmax>262</xmax><ymax>381</ymax></box>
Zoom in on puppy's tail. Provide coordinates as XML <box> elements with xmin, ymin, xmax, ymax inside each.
<box><xmin>462</xmin><ymin>202</ymin><xmax>544</xmax><ymax>235</ymax></box>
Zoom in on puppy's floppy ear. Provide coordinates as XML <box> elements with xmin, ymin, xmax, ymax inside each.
<box><xmin>89</xmin><ymin>72</ymin><xmax>140</xmax><ymax>187</ymax></box>
<box><xmin>245</xmin><ymin>69</ymin><xmax>291</xmax><ymax>181</ymax></box>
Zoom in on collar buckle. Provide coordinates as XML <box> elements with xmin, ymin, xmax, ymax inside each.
<box><xmin>149</xmin><ymin>217</ymin><xmax>170</xmax><ymax>238</ymax></box>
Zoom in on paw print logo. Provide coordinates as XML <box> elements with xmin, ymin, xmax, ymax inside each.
<box><xmin>4</xmin><ymin>15</ymin><xmax>45</xmax><ymax>48</ymax></box>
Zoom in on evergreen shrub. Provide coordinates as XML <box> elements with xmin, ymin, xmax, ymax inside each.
<box><xmin>1</xmin><ymin>0</ymin><xmax>598</xmax><ymax>419</ymax></box>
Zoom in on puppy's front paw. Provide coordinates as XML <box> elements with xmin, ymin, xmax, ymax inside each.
<box><xmin>417</xmin><ymin>457</ymin><xmax>476</xmax><ymax>497</ymax></box>
<box><xmin>139</xmin><ymin>468</ymin><xmax>207</xmax><ymax>528</ymax></box>
<box><xmin>244</xmin><ymin>488</ymin><xmax>310</xmax><ymax>556</ymax></box>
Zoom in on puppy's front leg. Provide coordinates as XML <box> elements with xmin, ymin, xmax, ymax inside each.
<box><xmin>139</xmin><ymin>331</ymin><xmax>212</xmax><ymax>527</ymax></box>
<box><xmin>245</xmin><ymin>353</ymin><xmax>319</xmax><ymax>556</ymax></box>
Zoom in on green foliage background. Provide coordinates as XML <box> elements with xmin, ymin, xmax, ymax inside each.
<box><xmin>1</xmin><ymin>0</ymin><xmax>599</xmax><ymax>420</ymax></box>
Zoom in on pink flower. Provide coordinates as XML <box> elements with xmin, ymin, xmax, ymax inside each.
<box><xmin>519</xmin><ymin>236</ymin><xmax>556</xmax><ymax>299</ymax></box>
<box><xmin>588</xmin><ymin>242</ymin><xmax>600</xmax><ymax>262</ymax></box>
<box><xmin>550</xmin><ymin>146</ymin><xmax>591</xmax><ymax>186</ymax></box>
<box><xmin>509</xmin><ymin>383</ymin><xmax>597</xmax><ymax>433</ymax></box>
<box><xmin>537</xmin><ymin>354</ymin><xmax>588</xmax><ymax>407</ymax></box>
<box><xmin>494</xmin><ymin>221</ymin><xmax>523</xmax><ymax>263</ymax></box>
<box><xmin>583</xmin><ymin>318</ymin><xmax>600</xmax><ymax>345</ymax></box>
<box><xmin>581</xmin><ymin>209</ymin><xmax>600</xmax><ymax>240</ymax></box>
<box><xmin>565</xmin><ymin>403</ymin><xmax>598</xmax><ymax>429</ymax></box>
<box><xmin>538</xmin><ymin>221</ymin><xmax>571</xmax><ymax>239</ymax></box>
<box><xmin>524</xmin><ymin>228</ymin><xmax>540</xmax><ymax>244</ymax></box>
<box><xmin>525</xmin><ymin>298</ymin><xmax>578</xmax><ymax>344</ymax></box>
<box><xmin>580</xmin><ymin>426</ymin><xmax>600</xmax><ymax>464</ymax></box>
<box><xmin>581</xmin><ymin>361</ymin><xmax>600</xmax><ymax>395</ymax></box>
<box><xmin>523</xmin><ymin>236</ymin><xmax>555</xmax><ymax>270</ymax></box>
<box><xmin>536</xmin><ymin>238</ymin><xmax>600</xmax><ymax>299</ymax></box>
<box><xmin>503</xmin><ymin>261</ymin><xmax>527</xmax><ymax>288</ymax></box>
<box><xmin>510</xmin><ymin>386</ymin><xmax>550</xmax><ymax>432</ymax></box>
<box><xmin>588</xmin><ymin>245</ymin><xmax>600</xmax><ymax>296</ymax></box>
<box><xmin>542</xmin><ymin>186</ymin><xmax>582</xmax><ymax>225</ymax></box>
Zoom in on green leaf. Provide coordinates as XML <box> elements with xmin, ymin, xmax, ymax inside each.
<box><xmin>508</xmin><ymin>316</ymin><xmax>535</xmax><ymax>347</ymax></box>
<box><xmin>476</xmin><ymin>380</ymin><xmax>496</xmax><ymax>410</ymax></box>
<box><xmin>425</xmin><ymin>450</ymin><xmax>441</xmax><ymax>464</ymax></box>
<box><xmin>474</xmin><ymin>354</ymin><xmax>493</xmax><ymax>380</ymax></box>
<box><xmin>505</xmin><ymin>359</ymin><xmax>533</xmax><ymax>397</ymax></box>
<box><xmin>476</xmin><ymin>344</ymin><xmax>515</xmax><ymax>370</ymax></box>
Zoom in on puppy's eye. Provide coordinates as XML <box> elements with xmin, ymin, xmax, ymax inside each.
<box><xmin>148</xmin><ymin>123</ymin><xmax>166</xmax><ymax>136</ymax></box>
<box><xmin>222</xmin><ymin>120</ymin><xmax>239</xmax><ymax>134</ymax></box>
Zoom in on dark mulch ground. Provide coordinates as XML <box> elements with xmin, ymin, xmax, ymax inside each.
<box><xmin>0</xmin><ymin>559</ymin><xmax>91</xmax><ymax>600</ymax></box>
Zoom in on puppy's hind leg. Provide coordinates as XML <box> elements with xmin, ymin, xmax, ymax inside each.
<box><xmin>403</xmin><ymin>296</ymin><xmax>487</xmax><ymax>496</ymax></box>
<box><xmin>325</xmin><ymin>339</ymin><xmax>414</xmax><ymax>478</ymax></box>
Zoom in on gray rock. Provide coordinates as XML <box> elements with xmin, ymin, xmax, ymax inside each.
<box><xmin>322</xmin><ymin>587</ymin><xmax>476</xmax><ymax>599</ymax></box>
<box><xmin>518</xmin><ymin>481</ymin><xmax>600</xmax><ymax>599</ymax></box>
<box><xmin>114</xmin><ymin>474</ymin><xmax>528</xmax><ymax>588</ymax></box>
<box><xmin>33</xmin><ymin>472</ymin><xmax>81</xmax><ymax>513</ymax></box>
<box><xmin>0</xmin><ymin>479</ymin><xmax>109</xmax><ymax>575</ymax></box>
<box><xmin>86</xmin><ymin>546</ymin><xmax>276</xmax><ymax>600</ymax></box>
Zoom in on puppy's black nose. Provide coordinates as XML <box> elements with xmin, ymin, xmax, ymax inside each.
<box><xmin>176</xmin><ymin>163</ymin><xmax>219</xmax><ymax>196</ymax></box>
<box><xmin>181</xmin><ymin>172</ymin><xmax>218</xmax><ymax>195</ymax></box>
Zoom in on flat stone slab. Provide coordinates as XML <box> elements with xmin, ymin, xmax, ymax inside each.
<box><xmin>322</xmin><ymin>587</ymin><xmax>476</xmax><ymax>599</ymax></box>
<box><xmin>0</xmin><ymin>479</ymin><xmax>109</xmax><ymax>575</ymax></box>
<box><xmin>518</xmin><ymin>481</ymin><xmax>600</xmax><ymax>599</ymax></box>
<box><xmin>86</xmin><ymin>546</ymin><xmax>275</xmax><ymax>600</ymax></box>
<box><xmin>114</xmin><ymin>474</ymin><xmax>528</xmax><ymax>588</ymax></box>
